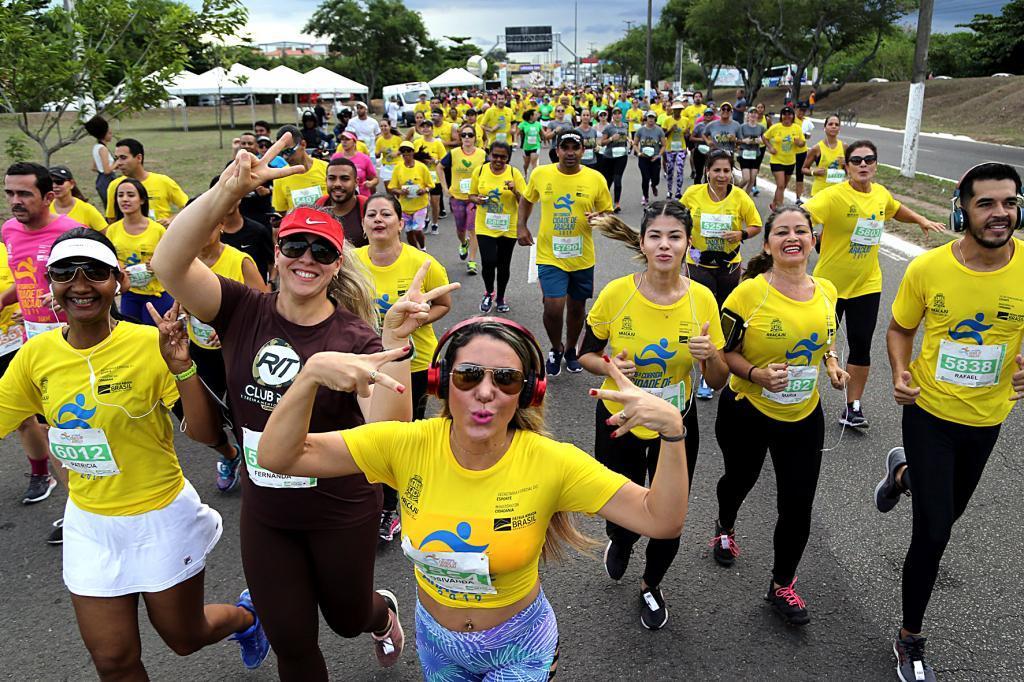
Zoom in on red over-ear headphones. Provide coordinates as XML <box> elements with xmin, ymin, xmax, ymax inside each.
<box><xmin>426</xmin><ymin>316</ymin><xmax>547</xmax><ymax>408</ymax></box>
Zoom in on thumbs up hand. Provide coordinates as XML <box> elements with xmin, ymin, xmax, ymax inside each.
<box><xmin>894</xmin><ymin>369</ymin><xmax>920</xmax><ymax>405</ymax></box>
<box><xmin>688</xmin><ymin>321</ymin><xmax>716</xmax><ymax>361</ymax></box>
<box><xmin>610</xmin><ymin>348</ymin><xmax>636</xmax><ymax>378</ymax></box>
<box><xmin>1010</xmin><ymin>354</ymin><xmax>1024</xmax><ymax>401</ymax></box>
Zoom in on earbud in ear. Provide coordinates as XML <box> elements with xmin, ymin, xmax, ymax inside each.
<box><xmin>115</xmin><ymin>282</ymin><xmax>122</xmax><ymax>296</ymax></box>
<box><xmin>48</xmin><ymin>284</ymin><xmax>55</xmax><ymax>298</ymax></box>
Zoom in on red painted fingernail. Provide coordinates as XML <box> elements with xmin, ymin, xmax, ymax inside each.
<box><xmin>605</xmin><ymin>418</ymin><xmax>614</xmax><ymax>425</ymax></box>
<box><xmin>589</xmin><ymin>389</ymin><xmax>598</xmax><ymax>396</ymax></box>
<box><xmin>396</xmin><ymin>385</ymin><xmax>406</xmax><ymax>394</ymax></box>
<box><xmin>603</xmin><ymin>354</ymin><xmax>610</xmax><ymax>362</ymax></box>
<box><xmin>610</xmin><ymin>432</ymin><xmax>619</xmax><ymax>439</ymax></box>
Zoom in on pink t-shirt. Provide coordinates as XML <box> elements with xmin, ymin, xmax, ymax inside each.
<box><xmin>329</xmin><ymin>152</ymin><xmax>378</xmax><ymax>198</ymax></box>
<box><xmin>1</xmin><ymin>215</ymin><xmax>80</xmax><ymax>327</ymax></box>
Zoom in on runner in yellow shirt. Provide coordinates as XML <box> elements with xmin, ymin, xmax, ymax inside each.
<box><xmin>763</xmin><ymin>105</ymin><xmax>806</xmax><ymax>210</ymax></box>
<box><xmin>874</xmin><ymin>163</ymin><xmax>1024</xmax><ymax>682</ymax></box>
<box><xmin>48</xmin><ymin>166</ymin><xmax>106</xmax><ymax>230</ymax></box>
<box><xmin>270</xmin><ymin>126</ymin><xmax>329</xmax><ymax>212</ymax></box>
<box><xmin>480</xmin><ymin>93</ymin><xmax>515</xmax><ymax>147</ymax></box>
<box><xmin>804</xmin><ymin>140</ymin><xmax>944</xmax><ymax>427</ymax></box>
<box><xmin>105</xmin><ymin>139</ymin><xmax>188</xmax><ymax>223</ymax></box>
<box><xmin>414</xmin><ymin>123</ymin><xmax>448</xmax><ymax>235</ymax></box>
<box><xmin>388</xmin><ymin>141</ymin><xmax>434</xmax><ymax>250</ymax></box>
<box><xmin>801</xmin><ymin>115</ymin><xmax>846</xmax><ymax>196</ymax></box>
<box><xmin>439</xmin><ymin>125</ymin><xmax>487</xmax><ymax>273</ymax></box>
<box><xmin>661</xmin><ymin>102</ymin><xmax>691</xmax><ymax>199</ymax></box>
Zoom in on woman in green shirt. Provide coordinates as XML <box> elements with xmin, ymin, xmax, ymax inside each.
<box><xmin>517</xmin><ymin>109</ymin><xmax>543</xmax><ymax>179</ymax></box>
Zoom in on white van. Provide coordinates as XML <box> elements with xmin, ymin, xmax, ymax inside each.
<box><xmin>382</xmin><ymin>82</ymin><xmax>434</xmax><ymax>126</ymax></box>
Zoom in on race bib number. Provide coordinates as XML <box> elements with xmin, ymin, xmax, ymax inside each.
<box><xmin>826</xmin><ymin>168</ymin><xmax>846</xmax><ymax>184</ymax></box>
<box><xmin>700</xmin><ymin>213</ymin><xmax>733</xmax><ymax>239</ymax></box>
<box><xmin>189</xmin><ymin>315</ymin><xmax>216</xmax><ymax>348</ymax></box>
<box><xmin>242</xmin><ymin>427</ymin><xmax>317</xmax><ymax>489</ymax></box>
<box><xmin>781</xmin><ymin>137</ymin><xmax>793</xmax><ymax>153</ymax></box>
<box><xmin>526</xmin><ymin>134</ymin><xmax>539</xmax><ymax>146</ymax></box>
<box><xmin>290</xmin><ymin>185</ymin><xmax>321</xmax><ymax>208</ymax></box>
<box><xmin>405</xmin><ymin>183</ymin><xmax>420</xmax><ymax>198</ymax></box>
<box><xmin>49</xmin><ymin>427</ymin><xmax>120</xmax><ymax>477</ymax></box>
<box><xmin>484</xmin><ymin>212</ymin><xmax>511</xmax><ymax>232</ymax></box>
<box><xmin>402</xmin><ymin>536</ymin><xmax>496</xmax><ymax>595</ymax></box>
<box><xmin>379</xmin><ymin>165</ymin><xmax>394</xmax><ymax>182</ymax></box>
<box><xmin>762</xmin><ymin>366</ymin><xmax>818</xmax><ymax>405</ymax></box>
<box><xmin>459</xmin><ymin>178</ymin><xmax>472</xmax><ymax>194</ymax></box>
<box><xmin>582</xmin><ymin>149</ymin><xmax>595</xmax><ymax>161</ymax></box>
<box><xmin>0</xmin><ymin>324</ymin><xmax>24</xmax><ymax>356</ymax></box>
<box><xmin>495</xmin><ymin>133</ymin><xmax>507</xmax><ymax>143</ymax></box>
<box><xmin>24</xmin><ymin>320</ymin><xmax>61</xmax><ymax>339</ymax></box>
<box><xmin>850</xmin><ymin>218</ymin><xmax>883</xmax><ymax>246</ymax></box>
<box><xmin>552</xmin><ymin>235</ymin><xmax>583</xmax><ymax>259</ymax></box>
<box><xmin>642</xmin><ymin>146</ymin><xmax>656</xmax><ymax>157</ymax></box>
<box><xmin>429</xmin><ymin>171</ymin><xmax>438</xmax><ymax>184</ymax></box>
<box><xmin>642</xmin><ymin>380</ymin><xmax>687</xmax><ymax>410</ymax></box>
<box><xmin>125</xmin><ymin>263</ymin><xmax>152</xmax><ymax>289</ymax></box>
<box><xmin>670</xmin><ymin>141</ymin><xmax>683</xmax><ymax>151</ymax></box>
<box><xmin>935</xmin><ymin>340</ymin><xmax>1005</xmax><ymax>388</ymax></box>
<box><xmin>611</xmin><ymin>146</ymin><xmax>627</xmax><ymax>158</ymax></box>
<box><xmin>741</xmin><ymin>149</ymin><xmax>758</xmax><ymax>160</ymax></box>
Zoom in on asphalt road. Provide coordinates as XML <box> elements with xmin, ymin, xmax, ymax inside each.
<box><xmin>815</xmin><ymin>120</ymin><xmax>1024</xmax><ymax>181</ymax></box>
<box><xmin>2</xmin><ymin>153</ymin><xmax>1023</xmax><ymax>681</ymax></box>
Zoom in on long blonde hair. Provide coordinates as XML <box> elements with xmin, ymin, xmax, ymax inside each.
<box><xmin>437</xmin><ymin>320</ymin><xmax>598</xmax><ymax>562</ymax></box>
<box><xmin>329</xmin><ymin>240</ymin><xmax>378</xmax><ymax>330</ymax></box>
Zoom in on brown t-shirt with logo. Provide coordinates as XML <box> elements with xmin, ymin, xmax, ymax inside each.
<box><xmin>212</xmin><ymin>276</ymin><xmax>383</xmax><ymax>529</ymax></box>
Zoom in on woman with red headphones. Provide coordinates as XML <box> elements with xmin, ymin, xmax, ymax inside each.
<box><xmin>258</xmin><ymin>316</ymin><xmax>693</xmax><ymax>681</ymax></box>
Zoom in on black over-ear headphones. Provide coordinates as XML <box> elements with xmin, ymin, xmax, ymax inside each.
<box><xmin>426</xmin><ymin>316</ymin><xmax>547</xmax><ymax>408</ymax></box>
<box><xmin>949</xmin><ymin>162</ymin><xmax>1024</xmax><ymax>232</ymax></box>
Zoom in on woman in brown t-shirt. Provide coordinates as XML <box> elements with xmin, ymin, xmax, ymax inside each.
<box><xmin>151</xmin><ymin>135</ymin><xmax>460</xmax><ymax>679</ymax></box>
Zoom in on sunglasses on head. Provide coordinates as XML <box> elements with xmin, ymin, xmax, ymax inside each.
<box><xmin>278</xmin><ymin>236</ymin><xmax>341</xmax><ymax>264</ymax></box>
<box><xmin>47</xmin><ymin>261</ymin><xmax>116</xmax><ymax>284</ymax></box>
<box><xmin>451</xmin><ymin>363</ymin><xmax>525</xmax><ymax>394</ymax></box>
<box><xmin>848</xmin><ymin>154</ymin><xmax>877</xmax><ymax>166</ymax></box>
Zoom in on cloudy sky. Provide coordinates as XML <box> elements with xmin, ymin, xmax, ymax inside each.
<box><xmin>231</xmin><ymin>0</ymin><xmax>1007</xmax><ymax>58</ymax></box>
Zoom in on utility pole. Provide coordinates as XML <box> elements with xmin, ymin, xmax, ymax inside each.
<box><xmin>644</xmin><ymin>0</ymin><xmax>653</xmax><ymax>95</ymax></box>
<box><xmin>900</xmin><ymin>0</ymin><xmax>934</xmax><ymax>178</ymax></box>
<box><xmin>574</xmin><ymin>1</ymin><xmax>579</xmax><ymax>84</ymax></box>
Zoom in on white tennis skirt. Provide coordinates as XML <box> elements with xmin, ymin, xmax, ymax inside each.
<box><xmin>63</xmin><ymin>479</ymin><xmax>223</xmax><ymax>597</ymax></box>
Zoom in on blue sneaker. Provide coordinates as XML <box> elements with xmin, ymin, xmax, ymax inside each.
<box><xmin>696</xmin><ymin>379</ymin><xmax>714</xmax><ymax>400</ymax></box>
<box><xmin>230</xmin><ymin>589</ymin><xmax>270</xmax><ymax>670</ymax></box>
<box><xmin>564</xmin><ymin>347</ymin><xmax>583</xmax><ymax>373</ymax></box>
<box><xmin>216</xmin><ymin>449</ymin><xmax>241</xmax><ymax>492</ymax></box>
<box><xmin>546</xmin><ymin>349</ymin><xmax>563</xmax><ymax>377</ymax></box>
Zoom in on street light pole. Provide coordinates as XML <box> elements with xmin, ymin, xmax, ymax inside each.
<box><xmin>900</xmin><ymin>0</ymin><xmax>935</xmax><ymax>178</ymax></box>
<box><xmin>645</xmin><ymin>0</ymin><xmax>653</xmax><ymax>95</ymax></box>
<box><xmin>574</xmin><ymin>1</ymin><xmax>579</xmax><ymax>84</ymax></box>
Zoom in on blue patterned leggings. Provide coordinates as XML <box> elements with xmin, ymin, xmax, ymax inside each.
<box><xmin>416</xmin><ymin>590</ymin><xmax>559</xmax><ymax>681</ymax></box>
<box><xmin>663</xmin><ymin>150</ymin><xmax>688</xmax><ymax>198</ymax></box>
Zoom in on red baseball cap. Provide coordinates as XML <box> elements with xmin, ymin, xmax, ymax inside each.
<box><xmin>278</xmin><ymin>207</ymin><xmax>345</xmax><ymax>254</ymax></box>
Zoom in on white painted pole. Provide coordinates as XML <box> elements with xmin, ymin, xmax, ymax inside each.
<box><xmin>900</xmin><ymin>0</ymin><xmax>935</xmax><ymax>178</ymax></box>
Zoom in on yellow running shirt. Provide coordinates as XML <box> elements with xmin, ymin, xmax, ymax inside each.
<box><xmin>448</xmin><ymin>148</ymin><xmax>487</xmax><ymax>201</ymax></box>
<box><xmin>891</xmin><ymin>239</ymin><xmax>1024</xmax><ymax>427</ymax></box>
<box><xmin>810</xmin><ymin>140</ymin><xmax>846</xmax><ymax>196</ymax></box>
<box><xmin>471</xmin><ymin>164</ymin><xmax>526</xmax><ymax>239</ymax></box>
<box><xmin>388</xmin><ymin>161</ymin><xmax>434</xmax><ymax>213</ymax></box>
<box><xmin>662</xmin><ymin>116</ymin><xmax>690</xmax><ymax>152</ymax></box>
<box><xmin>805</xmin><ymin>181</ymin><xmax>901</xmax><ymax>299</ymax></box>
<box><xmin>376</xmin><ymin>135</ymin><xmax>403</xmax><ymax>168</ymax></box>
<box><xmin>522</xmin><ymin>164</ymin><xmax>613</xmax><ymax>272</ymax></box>
<box><xmin>344</xmin><ymin>418</ymin><xmax>628</xmax><ymax>608</ymax></box>
<box><xmin>0</xmin><ymin>323</ymin><xmax>184</xmax><ymax>515</ymax></box>
<box><xmin>588</xmin><ymin>274</ymin><xmax>724</xmax><ymax>438</ymax></box>
<box><xmin>105</xmin><ymin>173</ymin><xmax>188</xmax><ymax>221</ymax></box>
<box><xmin>0</xmin><ymin>243</ymin><xmax>23</xmax><ymax>356</ymax></box>
<box><xmin>271</xmin><ymin>158</ymin><xmax>329</xmax><ymax>212</ymax></box>
<box><xmin>681</xmin><ymin>184</ymin><xmax>762</xmax><ymax>267</ymax></box>
<box><xmin>105</xmin><ymin>218</ymin><xmax>167</xmax><ymax>296</ymax></box>
<box><xmin>764</xmin><ymin>123</ymin><xmax>806</xmax><ymax>166</ymax></box>
<box><xmin>51</xmin><ymin>199</ymin><xmax>106</xmax><ymax>231</ymax></box>
<box><xmin>187</xmin><ymin>245</ymin><xmax>254</xmax><ymax>349</ymax></box>
<box><xmin>626</xmin><ymin>107</ymin><xmax>643</xmax><ymax>133</ymax></box>
<box><xmin>354</xmin><ymin>244</ymin><xmax>449</xmax><ymax>373</ymax></box>
<box><xmin>722</xmin><ymin>274</ymin><xmax>838</xmax><ymax>422</ymax></box>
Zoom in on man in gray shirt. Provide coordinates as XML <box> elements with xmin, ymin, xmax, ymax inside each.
<box><xmin>703</xmin><ymin>102</ymin><xmax>742</xmax><ymax>154</ymax></box>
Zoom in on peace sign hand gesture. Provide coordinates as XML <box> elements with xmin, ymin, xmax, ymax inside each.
<box><xmin>147</xmin><ymin>301</ymin><xmax>191</xmax><ymax>374</ymax></box>
<box><xmin>589</xmin><ymin>354</ymin><xmax>685</xmax><ymax>439</ymax></box>
<box><xmin>215</xmin><ymin>133</ymin><xmax>305</xmax><ymax>200</ymax></box>
<box><xmin>305</xmin><ymin>346</ymin><xmax>413</xmax><ymax>398</ymax></box>
<box><xmin>382</xmin><ymin>259</ymin><xmax>461</xmax><ymax>342</ymax></box>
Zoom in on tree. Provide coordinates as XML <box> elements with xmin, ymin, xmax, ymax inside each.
<box><xmin>684</xmin><ymin>0</ymin><xmax>779</xmax><ymax>101</ymax></box>
<box><xmin>304</xmin><ymin>0</ymin><xmax>433</xmax><ymax>98</ymax></box>
<box><xmin>957</xmin><ymin>0</ymin><xmax>1024</xmax><ymax>75</ymax></box>
<box><xmin>927</xmin><ymin>32</ymin><xmax>980</xmax><ymax>78</ymax></box>
<box><xmin>822</xmin><ymin>27</ymin><xmax>915</xmax><ymax>82</ymax></box>
<box><xmin>0</xmin><ymin>0</ymin><xmax>245</xmax><ymax>165</ymax></box>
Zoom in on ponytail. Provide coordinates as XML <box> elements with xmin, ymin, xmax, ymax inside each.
<box><xmin>742</xmin><ymin>204</ymin><xmax>814</xmax><ymax>281</ymax></box>
<box><xmin>743</xmin><ymin>252</ymin><xmax>774</xmax><ymax>280</ymax></box>
<box><xmin>591</xmin><ymin>199</ymin><xmax>691</xmax><ymax>263</ymax></box>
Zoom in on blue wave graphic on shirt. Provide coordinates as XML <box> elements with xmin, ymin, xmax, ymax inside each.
<box><xmin>634</xmin><ymin>339</ymin><xmax>676</xmax><ymax>374</ymax></box>
<box><xmin>376</xmin><ymin>293</ymin><xmax>393</xmax><ymax>316</ymax></box>
<box><xmin>785</xmin><ymin>333</ymin><xmax>825</xmax><ymax>365</ymax></box>
<box><xmin>419</xmin><ymin>522</ymin><xmax>489</xmax><ymax>552</ymax></box>
<box><xmin>55</xmin><ymin>394</ymin><xmax>96</xmax><ymax>429</ymax></box>
<box><xmin>125</xmin><ymin>252</ymin><xmax>142</xmax><ymax>267</ymax></box>
<box><xmin>948</xmin><ymin>313</ymin><xmax>990</xmax><ymax>345</ymax></box>
<box><xmin>553</xmin><ymin>193</ymin><xmax>574</xmax><ymax>212</ymax></box>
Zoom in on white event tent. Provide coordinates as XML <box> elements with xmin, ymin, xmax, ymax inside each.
<box><xmin>428</xmin><ymin>68</ymin><xmax>483</xmax><ymax>89</ymax></box>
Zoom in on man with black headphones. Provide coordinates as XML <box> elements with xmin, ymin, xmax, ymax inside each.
<box><xmin>875</xmin><ymin>162</ymin><xmax>1024</xmax><ymax>682</ymax></box>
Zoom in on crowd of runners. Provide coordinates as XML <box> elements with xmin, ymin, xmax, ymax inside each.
<box><xmin>1</xmin><ymin>82</ymin><xmax>1023</xmax><ymax>682</ymax></box>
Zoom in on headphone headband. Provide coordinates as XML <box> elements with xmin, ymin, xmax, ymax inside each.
<box><xmin>430</xmin><ymin>316</ymin><xmax>546</xmax><ymax>379</ymax></box>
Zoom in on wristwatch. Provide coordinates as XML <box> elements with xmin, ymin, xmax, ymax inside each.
<box><xmin>822</xmin><ymin>350</ymin><xmax>839</xmax><ymax>362</ymax></box>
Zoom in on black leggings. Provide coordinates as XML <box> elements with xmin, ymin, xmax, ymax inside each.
<box><xmin>594</xmin><ymin>400</ymin><xmax>699</xmax><ymax>588</ymax></box>
<box><xmin>715</xmin><ymin>388</ymin><xmax>824</xmax><ymax>586</ymax></box>
<box><xmin>602</xmin><ymin>155</ymin><xmax>628</xmax><ymax>203</ymax></box>
<box><xmin>689</xmin><ymin>262</ymin><xmax>741</xmax><ymax>311</ymax></box>
<box><xmin>835</xmin><ymin>292</ymin><xmax>881</xmax><ymax>366</ymax></box>
<box><xmin>900</xmin><ymin>404</ymin><xmax>1000</xmax><ymax>633</ymax></box>
<box><xmin>476</xmin><ymin>235</ymin><xmax>517</xmax><ymax>300</ymax></box>
<box><xmin>240</xmin><ymin>513</ymin><xmax>389</xmax><ymax>681</ymax></box>
<box><xmin>638</xmin><ymin>157</ymin><xmax>662</xmax><ymax>200</ymax></box>
<box><xmin>382</xmin><ymin>370</ymin><xmax>428</xmax><ymax>511</ymax></box>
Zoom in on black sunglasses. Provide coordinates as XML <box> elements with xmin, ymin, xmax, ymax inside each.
<box><xmin>47</xmin><ymin>262</ymin><xmax>116</xmax><ymax>284</ymax></box>
<box><xmin>461</xmin><ymin>132</ymin><xmax>476</xmax><ymax>138</ymax></box>
<box><xmin>51</xmin><ymin>177</ymin><xmax>68</xmax><ymax>185</ymax></box>
<box><xmin>848</xmin><ymin>155</ymin><xmax>877</xmax><ymax>166</ymax></box>
<box><xmin>278</xmin><ymin>236</ymin><xmax>341</xmax><ymax>265</ymax></box>
<box><xmin>490</xmin><ymin>154</ymin><xmax>509</xmax><ymax>161</ymax></box>
<box><xmin>451</xmin><ymin>363</ymin><xmax>525</xmax><ymax>394</ymax></box>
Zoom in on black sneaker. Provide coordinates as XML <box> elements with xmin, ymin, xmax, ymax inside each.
<box><xmin>23</xmin><ymin>473</ymin><xmax>56</xmax><ymax>504</ymax></box>
<box><xmin>46</xmin><ymin>517</ymin><xmax>63</xmax><ymax>545</ymax></box>
<box><xmin>640</xmin><ymin>586</ymin><xmax>668</xmax><ymax>630</ymax></box>
<box><xmin>709</xmin><ymin>523</ymin><xmax>740</xmax><ymax>567</ymax></box>
<box><xmin>480</xmin><ymin>292</ymin><xmax>494</xmax><ymax>313</ymax></box>
<box><xmin>764</xmin><ymin>577</ymin><xmax>810</xmax><ymax>626</ymax></box>
<box><xmin>893</xmin><ymin>633</ymin><xmax>937</xmax><ymax>682</ymax></box>
<box><xmin>603</xmin><ymin>539</ymin><xmax>631</xmax><ymax>581</ymax></box>
<box><xmin>378</xmin><ymin>510</ymin><xmax>401</xmax><ymax>543</ymax></box>
<box><xmin>839</xmin><ymin>400</ymin><xmax>869</xmax><ymax>428</ymax></box>
<box><xmin>546</xmin><ymin>349</ymin><xmax>563</xmax><ymax>377</ymax></box>
<box><xmin>875</xmin><ymin>447</ymin><xmax>909</xmax><ymax>513</ymax></box>
<box><xmin>563</xmin><ymin>347</ymin><xmax>583</xmax><ymax>373</ymax></box>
